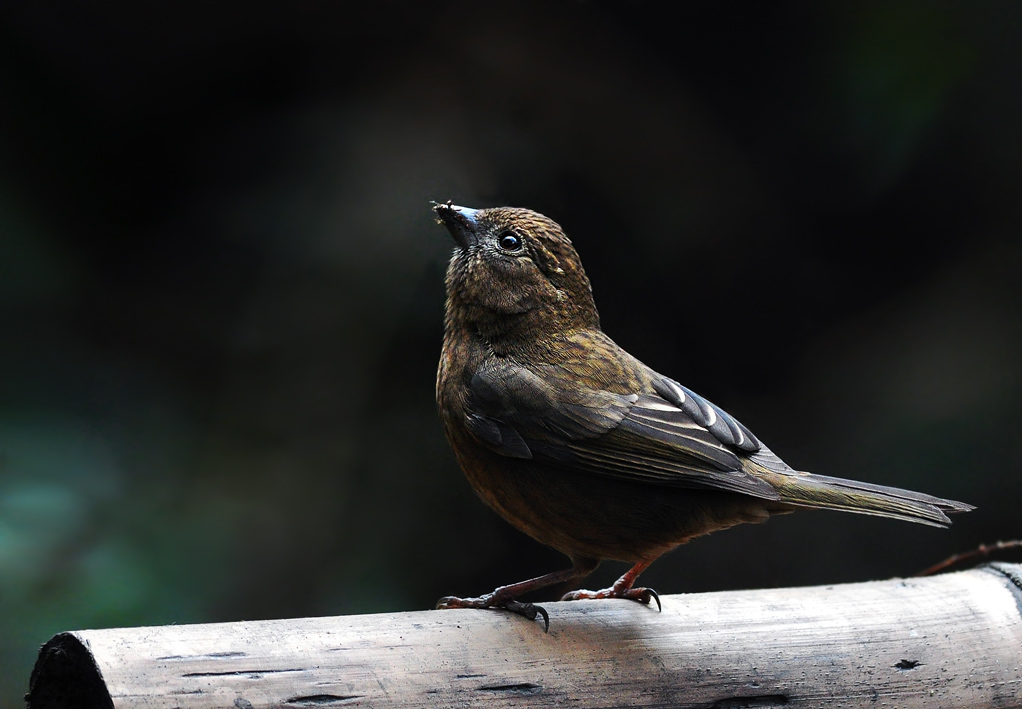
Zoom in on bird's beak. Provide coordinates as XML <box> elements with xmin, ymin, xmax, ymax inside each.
<box><xmin>432</xmin><ymin>201</ymin><xmax>480</xmax><ymax>249</ymax></box>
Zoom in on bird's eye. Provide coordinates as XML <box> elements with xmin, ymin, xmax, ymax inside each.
<box><xmin>498</xmin><ymin>232</ymin><xmax>522</xmax><ymax>251</ymax></box>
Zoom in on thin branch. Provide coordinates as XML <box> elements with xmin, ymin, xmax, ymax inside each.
<box><xmin>915</xmin><ymin>539</ymin><xmax>1022</xmax><ymax>577</ymax></box>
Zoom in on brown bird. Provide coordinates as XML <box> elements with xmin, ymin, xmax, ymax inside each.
<box><xmin>432</xmin><ymin>201</ymin><xmax>973</xmax><ymax>630</ymax></box>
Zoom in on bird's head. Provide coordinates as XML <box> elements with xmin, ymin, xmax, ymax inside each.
<box><xmin>433</xmin><ymin>202</ymin><xmax>599</xmax><ymax>342</ymax></box>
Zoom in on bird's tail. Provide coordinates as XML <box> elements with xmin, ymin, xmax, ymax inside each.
<box><xmin>749</xmin><ymin>460</ymin><xmax>974</xmax><ymax>528</ymax></box>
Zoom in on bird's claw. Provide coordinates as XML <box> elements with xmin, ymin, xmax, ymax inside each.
<box><xmin>436</xmin><ymin>595</ymin><xmax>476</xmax><ymax>610</ymax></box>
<box><xmin>561</xmin><ymin>585</ymin><xmax>661</xmax><ymax>612</ymax></box>
<box><xmin>504</xmin><ymin>599</ymin><xmax>550</xmax><ymax>632</ymax></box>
<box><xmin>634</xmin><ymin>587</ymin><xmax>661</xmax><ymax>611</ymax></box>
<box><xmin>435</xmin><ymin>595</ymin><xmax>550</xmax><ymax>632</ymax></box>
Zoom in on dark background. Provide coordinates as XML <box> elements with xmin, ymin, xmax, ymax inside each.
<box><xmin>2</xmin><ymin>1</ymin><xmax>1020</xmax><ymax>703</ymax></box>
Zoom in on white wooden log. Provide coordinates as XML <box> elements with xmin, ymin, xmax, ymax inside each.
<box><xmin>28</xmin><ymin>563</ymin><xmax>1022</xmax><ymax>709</ymax></box>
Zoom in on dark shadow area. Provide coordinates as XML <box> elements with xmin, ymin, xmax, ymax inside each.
<box><xmin>26</xmin><ymin>634</ymin><xmax>112</xmax><ymax>709</ymax></box>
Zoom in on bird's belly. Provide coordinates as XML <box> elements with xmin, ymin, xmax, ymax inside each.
<box><xmin>452</xmin><ymin>437</ymin><xmax>773</xmax><ymax>563</ymax></box>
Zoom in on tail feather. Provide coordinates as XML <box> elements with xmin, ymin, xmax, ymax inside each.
<box><xmin>750</xmin><ymin>467</ymin><xmax>975</xmax><ymax>528</ymax></box>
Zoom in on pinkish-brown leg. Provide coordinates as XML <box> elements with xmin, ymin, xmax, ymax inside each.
<box><xmin>560</xmin><ymin>558</ymin><xmax>661</xmax><ymax>611</ymax></box>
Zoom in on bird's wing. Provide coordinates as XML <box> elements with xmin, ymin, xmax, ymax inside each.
<box><xmin>464</xmin><ymin>359</ymin><xmax>780</xmax><ymax>500</ymax></box>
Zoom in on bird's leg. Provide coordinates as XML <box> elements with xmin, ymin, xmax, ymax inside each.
<box><xmin>560</xmin><ymin>558</ymin><xmax>661</xmax><ymax>611</ymax></box>
<box><xmin>437</xmin><ymin>557</ymin><xmax>598</xmax><ymax>631</ymax></box>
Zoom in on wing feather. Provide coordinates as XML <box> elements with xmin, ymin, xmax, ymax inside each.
<box><xmin>465</xmin><ymin>361</ymin><xmax>778</xmax><ymax>499</ymax></box>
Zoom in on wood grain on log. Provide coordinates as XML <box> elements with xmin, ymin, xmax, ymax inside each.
<box><xmin>27</xmin><ymin>563</ymin><xmax>1022</xmax><ymax>709</ymax></box>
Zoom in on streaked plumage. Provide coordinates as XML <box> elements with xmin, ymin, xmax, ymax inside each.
<box><xmin>433</xmin><ymin>202</ymin><xmax>972</xmax><ymax>629</ymax></box>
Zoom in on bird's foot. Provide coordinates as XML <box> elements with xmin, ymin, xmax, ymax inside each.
<box><xmin>560</xmin><ymin>585</ymin><xmax>661</xmax><ymax>611</ymax></box>
<box><xmin>436</xmin><ymin>593</ymin><xmax>550</xmax><ymax>631</ymax></box>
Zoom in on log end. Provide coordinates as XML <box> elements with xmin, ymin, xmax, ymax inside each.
<box><xmin>27</xmin><ymin>633</ymin><xmax>113</xmax><ymax>709</ymax></box>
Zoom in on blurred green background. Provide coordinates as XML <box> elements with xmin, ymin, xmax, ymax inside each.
<box><xmin>2</xmin><ymin>1</ymin><xmax>1021</xmax><ymax>704</ymax></box>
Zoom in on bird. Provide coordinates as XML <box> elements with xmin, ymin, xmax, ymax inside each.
<box><xmin>431</xmin><ymin>201</ymin><xmax>973</xmax><ymax>631</ymax></box>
